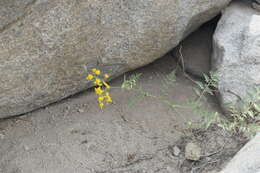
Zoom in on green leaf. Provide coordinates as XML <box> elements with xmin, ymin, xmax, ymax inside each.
<box><xmin>195</xmin><ymin>81</ymin><xmax>204</xmax><ymax>90</ymax></box>
<box><xmin>249</xmin><ymin>124</ymin><xmax>260</xmax><ymax>130</ymax></box>
<box><xmin>121</xmin><ymin>73</ymin><xmax>142</xmax><ymax>90</ymax></box>
<box><xmin>247</xmin><ymin>110</ymin><xmax>254</xmax><ymax>118</ymax></box>
<box><xmin>203</xmin><ymin>74</ymin><xmax>210</xmax><ymax>83</ymax></box>
<box><xmin>206</xmin><ymin>88</ymin><xmax>214</xmax><ymax>95</ymax></box>
<box><xmin>194</xmin><ymin>88</ymin><xmax>201</xmax><ymax>96</ymax></box>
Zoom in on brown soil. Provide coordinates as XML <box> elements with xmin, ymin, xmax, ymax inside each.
<box><xmin>0</xmin><ymin>54</ymin><xmax>247</xmax><ymax>173</ymax></box>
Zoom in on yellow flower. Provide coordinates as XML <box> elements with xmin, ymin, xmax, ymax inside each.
<box><xmin>105</xmin><ymin>92</ymin><xmax>110</xmax><ymax>97</ymax></box>
<box><xmin>106</xmin><ymin>96</ymin><xmax>112</xmax><ymax>103</ymax></box>
<box><xmin>92</xmin><ymin>68</ymin><xmax>101</xmax><ymax>75</ymax></box>
<box><xmin>92</xmin><ymin>68</ymin><xmax>97</xmax><ymax>73</ymax></box>
<box><xmin>94</xmin><ymin>78</ymin><xmax>102</xmax><ymax>86</ymax></box>
<box><xmin>86</xmin><ymin>74</ymin><xmax>94</xmax><ymax>80</ymax></box>
<box><xmin>98</xmin><ymin>96</ymin><xmax>104</xmax><ymax>101</ymax></box>
<box><xmin>103</xmin><ymin>81</ymin><xmax>110</xmax><ymax>89</ymax></box>
<box><xmin>104</xmin><ymin>74</ymin><xmax>109</xmax><ymax>79</ymax></box>
<box><xmin>105</xmin><ymin>92</ymin><xmax>112</xmax><ymax>103</ymax></box>
<box><xmin>95</xmin><ymin>87</ymin><xmax>103</xmax><ymax>95</ymax></box>
<box><xmin>95</xmin><ymin>70</ymin><xmax>101</xmax><ymax>75</ymax></box>
<box><xmin>99</xmin><ymin>102</ymin><xmax>104</xmax><ymax>109</ymax></box>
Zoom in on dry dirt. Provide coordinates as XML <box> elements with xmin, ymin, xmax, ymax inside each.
<box><xmin>0</xmin><ymin>54</ymin><xmax>246</xmax><ymax>173</ymax></box>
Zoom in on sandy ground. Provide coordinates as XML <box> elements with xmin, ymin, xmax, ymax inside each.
<box><xmin>0</xmin><ymin>54</ymin><xmax>233</xmax><ymax>173</ymax></box>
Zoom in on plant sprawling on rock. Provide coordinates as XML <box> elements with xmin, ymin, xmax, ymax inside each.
<box><xmin>193</xmin><ymin>73</ymin><xmax>260</xmax><ymax>137</ymax></box>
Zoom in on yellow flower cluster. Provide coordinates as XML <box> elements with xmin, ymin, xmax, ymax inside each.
<box><xmin>86</xmin><ymin>68</ymin><xmax>112</xmax><ymax>109</ymax></box>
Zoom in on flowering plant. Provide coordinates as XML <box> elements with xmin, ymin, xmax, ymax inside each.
<box><xmin>86</xmin><ymin>68</ymin><xmax>112</xmax><ymax>109</ymax></box>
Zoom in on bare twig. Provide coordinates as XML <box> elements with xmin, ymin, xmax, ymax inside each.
<box><xmin>177</xmin><ymin>45</ymin><xmax>199</xmax><ymax>85</ymax></box>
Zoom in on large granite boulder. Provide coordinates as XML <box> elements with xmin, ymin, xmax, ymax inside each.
<box><xmin>219</xmin><ymin>133</ymin><xmax>260</xmax><ymax>173</ymax></box>
<box><xmin>212</xmin><ymin>0</ymin><xmax>260</xmax><ymax>110</ymax></box>
<box><xmin>0</xmin><ymin>0</ymin><xmax>231</xmax><ymax>118</ymax></box>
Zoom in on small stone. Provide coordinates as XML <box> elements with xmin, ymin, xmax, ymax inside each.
<box><xmin>185</xmin><ymin>142</ymin><xmax>202</xmax><ymax>161</ymax></box>
<box><xmin>23</xmin><ymin>145</ymin><xmax>29</xmax><ymax>151</ymax></box>
<box><xmin>173</xmin><ymin>146</ymin><xmax>181</xmax><ymax>156</ymax></box>
<box><xmin>78</xmin><ymin>109</ymin><xmax>84</xmax><ymax>113</ymax></box>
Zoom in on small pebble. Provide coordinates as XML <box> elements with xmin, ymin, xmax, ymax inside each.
<box><xmin>173</xmin><ymin>146</ymin><xmax>181</xmax><ymax>156</ymax></box>
<box><xmin>78</xmin><ymin>109</ymin><xmax>84</xmax><ymax>113</ymax></box>
<box><xmin>24</xmin><ymin>145</ymin><xmax>29</xmax><ymax>151</ymax></box>
<box><xmin>185</xmin><ymin>142</ymin><xmax>202</xmax><ymax>161</ymax></box>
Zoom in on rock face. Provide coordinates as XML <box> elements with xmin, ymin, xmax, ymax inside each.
<box><xmin>212</xmin><ymin>0</ymin><xmax>260</xmax><ymax>109</ymax></box>
<box><xmin>219</xmin><ymin>133</ymin><xmax>260</xmax><ymax>173</ymax></box>
<box><xmin>0</xmin><ymin>0</ymin><xmax>231</xmax><ymax>118</ymax></box>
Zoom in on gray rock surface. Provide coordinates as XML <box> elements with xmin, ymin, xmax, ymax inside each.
<box><xmin>0</xmin><ymin>0</ymin><xmax>35</xmax><ymax>31</ymax></box>
<box><xmin>219</xmin><ymin>133</ymin><xmax>260</xmax><ymax>173</ymax></box>
<box><xmin>212</xmin><ymin>0</ymin><xmax>260</xmax><ymax>109</ymax></box>
<box><xmin>0</xmin><ymin>0</ymin><xmax>231</xmax><ymax>118</ymax></box>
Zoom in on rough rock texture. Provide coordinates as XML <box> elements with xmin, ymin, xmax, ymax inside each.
<box><xmin>173</xmin><ymin>18</ymin><xmax>217</xmax><ymax>77</ymax></box>
<box><xmin>0</xmin><ymin>0</ymin><xmax>35</xmax><ymax>31</ymax></box>
<box><xmin>219</xmin><ymin>133</ymin><xmax>260</xmax><ymax>173</ymax></box>
<box><xmin>0</xmin><ymin>0</ymin><xmax>231</xmax><ymax>118</ymax></box>
<box><xmin>212</xmin><ymin>0</ymin><xmax>260</xmax><ymax>109</ymax></box>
